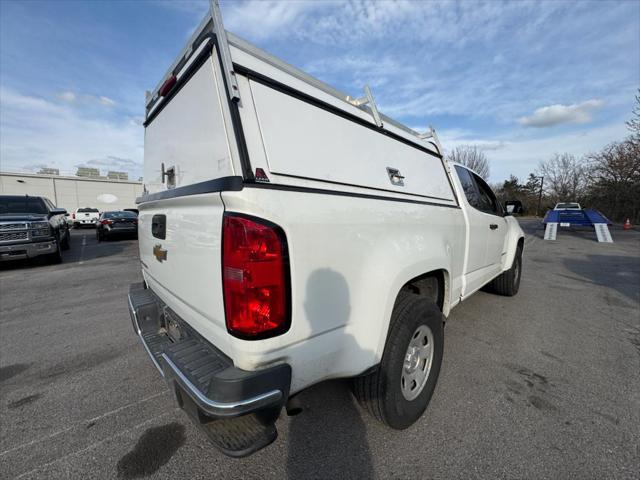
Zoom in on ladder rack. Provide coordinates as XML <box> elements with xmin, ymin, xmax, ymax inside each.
<box><xmin>144</xmin><ymin>1</ymin><xmax>442</xmax><ymax>155</ymax></box>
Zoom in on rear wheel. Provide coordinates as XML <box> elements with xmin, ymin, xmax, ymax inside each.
<box><xmin>96</xmin><ymin>229</ymin><xmax>103</xmax><ymax>242</ymax></box>
<box><xmin>487</xmin><ymin>244</ymin><xmax>522</xmax><ymax>296</ymax></box>
<box><xmin>60</xmin><ymin>229</ymin><xmax>70</xmax><ymax>250</ymax></box>
<box><xmin>353</xmin><ymin>291</ymin><xmax>444</xmax><ymax>429</ymax></box>
<box><xmin>47</xmin><ymin>237</ymin><xmax>62</xmax><ymax>264</ymax></box>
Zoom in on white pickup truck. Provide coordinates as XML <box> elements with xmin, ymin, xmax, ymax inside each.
<box><xmin>71</xmin><ymin>207</ymin><xmax>100</xmax><ymax>228</ymax></box>
<box><xmin>128</xmin><ymin>3</ymin><xmax>525</xmax><ymax>458</ymax></box>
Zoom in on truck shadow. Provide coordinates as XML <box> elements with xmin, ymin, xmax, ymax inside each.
<box><xmin>285</xmin><ymin>268</ymin><xmax>374</xmax><ymax>479</ymax></box>
<box><xmin>285</xmin><ymin>379</ymin><xmax>374</xmax><ymax>479</ymax></box>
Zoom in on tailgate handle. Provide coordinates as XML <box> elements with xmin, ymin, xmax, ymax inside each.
<box><xmin>152</xmin><ymin>214</ymin><xmax>167</xmax><ymax>239</ymax></box>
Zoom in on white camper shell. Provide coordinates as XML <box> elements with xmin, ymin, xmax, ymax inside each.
<box><xmin>129</xmin><ymin>2</ymin><xmax>525</xmax><ymax>458</ymax></box>
<box><xmin>142</xmin><ymin>15</ymin><xmax>451</xmax><ymax>204</ymax></box>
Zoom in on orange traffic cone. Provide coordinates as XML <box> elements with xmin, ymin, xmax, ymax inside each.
<box><xmin>623</xmin><ymin>218</ymin><xmax>632</xmax><ymax>230</ymax></box>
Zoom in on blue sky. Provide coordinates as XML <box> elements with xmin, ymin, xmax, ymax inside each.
<box><xmin>1</xmin><ymin>0</ymin><xmax>638</xmax><ymax>183</ymax></box>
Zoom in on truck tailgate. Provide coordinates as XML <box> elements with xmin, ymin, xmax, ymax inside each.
<box><xmin>139</xmin><ymin>195</ymin><xmax>228</xmax><ymax>349</ymax></box>
<box><xmin>139</xmin><ymin>46</ymin><xmax>241</xmax><ymax>352</ymax></box>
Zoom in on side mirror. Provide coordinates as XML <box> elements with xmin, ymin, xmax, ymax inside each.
<box><xmin>504</xmin><ymin>200</ymin><xmax>523</xmax><ymax>215</ymax></box>
<box><xmin>49</xmin><ymin>208</ymin><xmax>67</xmax><ymax>217</ymax></box>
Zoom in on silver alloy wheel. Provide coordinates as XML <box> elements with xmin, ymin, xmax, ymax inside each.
<box><xmin>401</xmin><ymin>324</ymin><xmax>434</xmax><ymax>401</ymax></box>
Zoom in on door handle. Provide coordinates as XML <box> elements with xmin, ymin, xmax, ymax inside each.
<box><xmin>489</xmin><ymin>224</ymin><xmax>499</xmax><ymax>230</ymax></box>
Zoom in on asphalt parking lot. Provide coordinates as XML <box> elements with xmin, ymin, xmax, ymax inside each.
<box><xmin>1</xmin><ymin>220</ymin><xmax>639</xmax><ymax>479</ymax></box>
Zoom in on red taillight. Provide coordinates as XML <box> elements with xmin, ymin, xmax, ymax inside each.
<box><xmin>159</xmin><ymin>75</ymin><xmax>177</xmax><ymax>97</ymax></box>
<box><xmin>101</xmin><ymin>219</ymin><xmax>113</xmax><ymax>225</ymax></box>
<box><xmin>222</xmin><ymin>214</ymin><xmax>290</xmax><ymax>339</ymax></box>
<box><xmin>72</xmin><ymin>213</ymin><xmax>75</xmax><ymax>219</ymax></box>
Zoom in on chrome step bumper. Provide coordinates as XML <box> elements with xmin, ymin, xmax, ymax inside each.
<box><xmin>127</xmin><ymin>283</ymin><xmax>291</xmax><ymax>456</ymax></box>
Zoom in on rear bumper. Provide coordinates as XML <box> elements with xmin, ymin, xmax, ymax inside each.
<box><xmin>105</xmin><ymin>226</ymin><xmax>137</xmax><ymax>235</ymax></box>
<box><xmin>0</xmin><ymin>240</ymin><xmax>56</xmax><ymax>261</ymax></box>
<box><xmin>127</xmin><ymin>283</ymin><xmax>291</xmax><ymax>456</ymax></box>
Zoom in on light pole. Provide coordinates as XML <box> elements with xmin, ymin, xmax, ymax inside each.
<box><xmin>535</xmin><ymin>176</ymin><xmax>544</xmax><ymax>217</ymax></box>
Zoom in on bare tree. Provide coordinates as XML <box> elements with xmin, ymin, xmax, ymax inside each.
<box><xmin>626</xmin><ymin>89</ymin><xmax>640</xmax><ymax>143</ymax></box>
<box><xmin>446</xmin><ymin>145</ymin><xmax>490</xmax><ymax>179</ymax></box>
<box><xmin>585</xmin><ymin>140</ymin><xmax>640</xmax><ymax>222</ymax></box>
<box><xmin>537</xmin><ymin>153</ymin><xmax>587</xmax><ymax>202</ymax></box>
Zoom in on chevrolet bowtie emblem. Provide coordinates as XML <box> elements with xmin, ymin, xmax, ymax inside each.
<box><xmin>153</xmin><ymin>244</ymin><xmax>167</xmax><ymax>262</ymax></box>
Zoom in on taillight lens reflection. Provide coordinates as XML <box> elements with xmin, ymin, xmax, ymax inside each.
<box><xmin>222</xmin><ymin>214</ymin><xmax>290</xmax><ymax>339</ymax></box>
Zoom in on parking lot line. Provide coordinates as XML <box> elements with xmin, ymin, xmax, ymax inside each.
<box><xmin>0</xmin><ymin>391</ymin><xmax>168</xmax><ymax>458</ymax></box>
<box><xmin>78</xmin><ymin>234</ymin><xmax>87</xmax><ymax>265</ymax></box>
<box><xmin>14</xmin><ymin>411</ymin><xmax>176</xmax><ymax>480</ymax></box>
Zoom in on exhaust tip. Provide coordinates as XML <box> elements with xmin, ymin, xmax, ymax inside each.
<box><xmin>285</xmin><ymin>396</ymin><xmax>303</xmax><ymax>416</ymax></box>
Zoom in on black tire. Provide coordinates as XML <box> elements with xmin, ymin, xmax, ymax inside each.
<box><xmin>96</xmin><ymin>230</ymin><xmax>102</xmax><ymax>242</ymax></box>
<box><xmin>60</xmin><ymin>229</ymin><xmax>70</xmax><ymax>250</ymax></box>
<box><xmin>487</xmin><ymin>244</ymin><xmax>522</xmax><ymax>296</ymax></box>
<box><xmin>353</xmin><ymin>291</ymin><xmax>444</xmax><ymax>430</ymax></box>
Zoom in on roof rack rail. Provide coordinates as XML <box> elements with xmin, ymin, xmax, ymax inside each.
<box><xmin>208</xmin><ymin>0</ymin><xmax>239</xmax><ymax>102</ymax></box>
<box><xmin>346</xmin><ymin>85</ymin><xmax>383</xmax><ymax>128</ymax></box>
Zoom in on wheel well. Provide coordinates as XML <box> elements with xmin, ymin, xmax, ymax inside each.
<box><xmin>399</xmin><ymin>270</ymin><xmax>446</xmax><ymax>312</ymax></box>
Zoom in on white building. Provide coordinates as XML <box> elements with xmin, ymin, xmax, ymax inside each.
<box><xmin>0</xmin><ymin>171</ymin><xmax>143</xmax><ymax>212</ymax></box>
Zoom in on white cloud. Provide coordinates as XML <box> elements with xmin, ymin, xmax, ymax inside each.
<box><xmin>518</xmin><ymin>99</ymin><xmax>604</xmax><ymax>128</ymax></box>
<box><xmin>224</xmin><ymin>0</ymin><xmax>325</xmax><ymax>40</ymax></box>
<box><xmin>58</xmin><ymin>91</ymin><xmax>76</xmax><ymax>102</ymax></box>
<box><xmin>220</xmin><ymin>1</ymin><xmax>567</xmax><ymax>48</ymax></box>
<box><xmin>0</xmin><ymin>87</ymin><xmax>142</xmax><ymax>177</ymax></box>
<box><xmin>158</xmin><ymin>0</ymin><xmax>636</xmax><ymax>129</ymax></box>
<box><xmin>433</xmin><ymin>119</ymin><xmax>629</xmax><ymax>182</ymax></box>
<box><xmin>55</xmin><ymin>91</ymin><xmax>116</xmax><ymax>107</ymax></box>
<box><xmin>436</xmin><ymin>129</ymin><xmax>507</xmax><ymax>156</ymax></box>
<box><xmin>459</xmin><ymin>121</ymin><xmax>628</xmax><ymax>182</ymax></box>
<box><xmin>82</xmin><ymin>155</ymin><xmax>139</xmax><ymax>170</ymax></box>
<box><xmin>99</xmin><ymin>96</ymin><xmax>116</xmax><ymax>107</ymax></box>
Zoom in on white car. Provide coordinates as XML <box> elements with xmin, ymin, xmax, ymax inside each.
<box><xmin>72</xmin><ymin>207</ymin><xmax>99</xmax><ymax>228</ymax></box>
<box><xmin>128</xmin><ymin>5</ymin><xmax>525</xmax><ymax>458</ymax></box>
